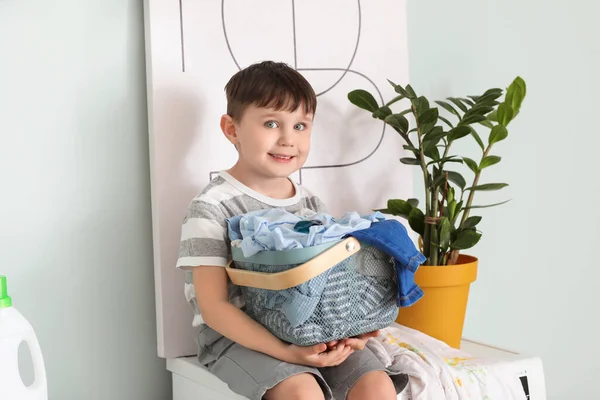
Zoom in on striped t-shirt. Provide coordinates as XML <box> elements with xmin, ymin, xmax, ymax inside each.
<box><xmin>176</xmin><ymin>170</ymin><xmax>326</xmax><ymax>327</ymax></box>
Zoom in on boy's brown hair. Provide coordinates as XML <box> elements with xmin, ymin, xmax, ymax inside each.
<box><xmin>224</xmin><ymin>61</ymin><xmax>317</xmax><ymax>121</ymax></box>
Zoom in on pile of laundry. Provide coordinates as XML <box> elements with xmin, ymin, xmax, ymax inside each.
<box><xmin>226</xmin><ymin>208</ymin><xmax>385</xmax><ymax>257</ymax></box>
<box><xmin>368</xmin><ymin>324</ymin><xmax>528</xmax><ymax>400</ymax></box>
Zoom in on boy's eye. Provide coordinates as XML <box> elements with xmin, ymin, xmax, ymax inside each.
<box><xmin>264</xmin><ymin>121</ymin><xmax>279</xmax><ymax>129</ymax></box>
<box><xmin>294</xmin><ymin>123</ymin><xmax>306</xmax><ymax>131</ymax></box>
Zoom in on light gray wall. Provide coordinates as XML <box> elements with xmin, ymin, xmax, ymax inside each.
<box><xmin>406</xmin><ymin>1</ymin><xmax>599</xmax><ymax>399</ymax></box>
<box><xmin>0</xmin><ymin>1</ymin><xmax>171</xmax><ymax>399</ymax></box>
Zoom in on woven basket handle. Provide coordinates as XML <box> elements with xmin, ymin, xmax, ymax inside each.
<box><xmin>225</xmin><ymin>237</ymin><xmax>361</xmax><ymax>290</ymax></box>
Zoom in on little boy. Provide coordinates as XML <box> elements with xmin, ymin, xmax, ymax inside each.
<box><xmin>176</xmin><ymin>61</ymin><xmax>405</xmax><ymax>400</ymax></box>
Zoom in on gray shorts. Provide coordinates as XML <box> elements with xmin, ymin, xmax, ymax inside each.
<box><xmin>197</xmin><ymin>325</ymin><xmax>408</xmax><ymax>400</ymax></box>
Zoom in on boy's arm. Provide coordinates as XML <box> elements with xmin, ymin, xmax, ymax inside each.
<box><xmin>193</xmin><ymin>266</ymin><xmax>354</xmax><ymax>367</ymax></box>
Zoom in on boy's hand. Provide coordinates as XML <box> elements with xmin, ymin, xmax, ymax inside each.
<box><xmin>284</xmin><ymin>342</ymin><xmax>354</xmax><ymax>367</ymax></box>
<box><xmin>326</xmin><ymin>330</ymin><xmax>381</xmax><ymax>351</ymax></box>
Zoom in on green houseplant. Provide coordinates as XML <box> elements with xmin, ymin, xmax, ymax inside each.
<box><xmin>347</xmin><ymin>77</ymin><xmax>526</xmax><ymax>347</ymax></box>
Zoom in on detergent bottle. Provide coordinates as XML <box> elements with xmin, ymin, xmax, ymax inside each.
<box><xmin>0</xmin><ymin>275</ymin><xmax>48</xmax><ymax>400</ymax></box>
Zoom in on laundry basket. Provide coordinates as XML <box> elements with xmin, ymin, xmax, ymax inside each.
<box><xmin>225</xmin><ymin>237</ymin><xmax>399</xmax><ymax>346</ymax></box>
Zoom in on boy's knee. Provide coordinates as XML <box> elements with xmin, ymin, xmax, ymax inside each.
<box><xmin>347</xmin><ymin>370</ymin><xmax>396</xmax><ymax>400</ymax></box>
<box><xmin>287</xmin><ymin>386</ymin><xmax>326</xmax><ymax>400</ymax></box>
<box><xmin>264</xmin><ymin>373</ymin><xmax>325</xmax><ymax>400</ymax></box>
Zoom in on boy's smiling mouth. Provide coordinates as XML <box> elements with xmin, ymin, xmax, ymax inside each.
<box><xmin>269</xmin><ymin>153</ymin><xmax>295</xmax><ymax>162</ymax></box>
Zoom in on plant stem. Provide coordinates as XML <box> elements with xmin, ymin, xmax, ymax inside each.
<box><xmin>411</xmin><ymin>105</ymin><xmax>432</xmax><ymax>263</ymax></box>
<box><xmin>430</xmin><ymin>186</ymin><xmax>440</xmax><ymax>266</ymax></box>
<box><xmin>429</xmin><ymin>140</ymin><xmax>453</xmax><ymax>266</ymax></box>
<box><xmin>461</xmin><ymin>144</ymin><xmax>493</xmax><ymax>226</ymax></box>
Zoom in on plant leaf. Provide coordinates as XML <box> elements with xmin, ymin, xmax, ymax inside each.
<box><xmin>451</xmin><ymin>230</ymin><xmax>482</xmax><ymax>250</ymax></box>
<box><xmin>431</xmin><ymin>168</ymin><xmax>446</xmax><ymax>189</ymax></box>
<box><xmin>497</xmin><ymin>103</ymin><xmax>514</xmax><ymax>126</ymax></box>
<box><xmin>460</xmin><ymin>114</ymin><xmax>487</xmax><ymax>126</ymax></box>
<box><xmin>448</xmin><ymin>126</ymin><xmax>471</xmax><ymax>142</ymax></box>
<box><xmin>385</xmin><ymin>94</ymin><xmax>406</xmax><ymax>107</ymax></box>
<box><xmin>488</xmin><ymin>110</ymin><xmax>498</xmax><ymax>122</ymax></box>
<box><xmin>408</xmin><ymin>207</ymin><xmax>425</xmax><ymax>236</ymax></box>
<box><xmin>424</xmin><ymin>126</ymin><xmax>445</xmax><ymax>141</ymax></box>
<box><xmin>446</xmin><ymin>170</ymin><xmax>467</xmax><ymax>190</ymax></box>
<box><xmin>447</xmin><ymin>186</ymin><xmax>455</xmax><ymax>203</ymax></box>
<box><xmin>424</xmin><ymin>145</ymin><xmax>441</xmax><ymax>161</ymax></box>
<box><xmin>438</xmin><ymin>116</ymin><xmax>454</xmax><ymax>128</ymax></box>
<box><xmin>459</xmin><ymin>98</ymin><xmax>476</xmax><ymax>107</ymax></box>
<box><xmin>372</xmin><ymin>106</ymin><xmax>392</xmax><ymax>120</ymax></box>
<box><xmin>478</xmin><ymin>119</ymin><xmax>494</xmax><ymax>129</ymax></box>
<box><xmin>407</xmin><ymin>198</ymin><xmax>419</xmax><ymax>208</ymax></box>
<box><xmin>385</xmin><ymin>114</ymin><xmax>410</xmax><ymax>134</ymax></box>
<box><xmin>421</xmin><ymin>122</ymin><xmax>437</xmax><ymax>136</ymax></box>
<box><xmin>400</xmin><ymin>157</ymin><xmax>421</xmax><ymax>166</ymax></box>
<box><xmin>418</xmin><ymin>108</ymin><xmax>439</xmax><ymax>124</ymax></box>
<box><xmin>489</xmin><ymin>125</ymin><xmax>508</xmax><ymax>145</ymax></box>
<box><xmin>466</xmin><ymin>183</ymin><xmax>508</xmax><ymax>191</ymax></box>
<box><xmin>482</xmin><ymin>88</ymin><xmax>503</xmax><ymax>96</ymax></box>
<box><xmin>406</xmin><ymin>85</ymin><xmax>417</xmax><ymax>99</ymax></box>
<box><xmin>461</xmin><ymin>216</ymin><xmax>482</xmax><ymax>229</ymax></box>
<box><xmin>439</xmin><ymin>217</ymin><xmax>452</xmax><ymax>249</ymax></box>
<box><xmin>387</xmin><ymin>199</ymin><xmax>413</xmax><ymax>217</ymax></box>
<box><xmin>448</xmin><ymin>199</ymin><xmax>458</xmax><ymax>221</ymax></box>
<box><xmin>423</xmin><ymin>138</ymin><xmax>438</xmax><ymax>152</ymax></box>
<box><xmin>475</xmin><ymin>91</ymin><xmax>503</xmax><ymax>104</ymax></box>
<box><xmin>403</xmin><ymin>144</ymin><xmax>419</xmax><ymax>152</ymax></box>
<box><xmin>427</xmin><ymin>156</ymin><xmax>463</xmax><ymax>166</ymax></box>
<box><xmin>448</xmin><ymin>97</ymin><xmax>468</xmax><ymax>113</ymax></box>
<box><xmin>480</xmin><ymin>155</ymin><xmax>501</xmax><ymax>169</ymax></box>
<box><xmin>505</xmin><ymin>77</ymin><xmax>526</xmax><ymax>115</ymax></box>
<box><xmin>470</xmin><ymin>127</ymin><xmax>485</xmax><ymax>150</ymax></box>
<box><xmin>463</xmin><ymin>199</ymin><xmax>512</xmax><ymax>210</ymax></box>
<box><xmin>454</xmin><ymin>201</ymin><xmax>464</xmax><ymax>223</ymax></box>
<box><xmin>464</xmin><ymin>105</ymin><xmax>495</xmax><ymax>118</ymax></box>
<box><xmin>463</xmin><ymin>157</ymin><xmax>479</xmax><ymax>174</ymax></box>
<box><xmin>414</xmin><ymin>96</ymin><xmax>430</xmax><ymax>113</ymax></box>
<box><xmin>388</xmin><ymin>79</ymin><xmax>409</xmax><ymax>97</ymax></box>
<box><xmin>435</xmin><ymin>100</ymin><xmax>461</xmax><ymax>117</ymax></box>
<box><xmin>348</xmin><ymin>89</ymin><xmax>379</xmax><ymax>112</ymax></box>
<box><xmin>423</xmin><ymin>127</ymin><xmax>447</xmax><ymax>151</ymax></box>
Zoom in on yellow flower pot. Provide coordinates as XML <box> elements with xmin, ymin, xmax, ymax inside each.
<box><xmin>395</xmin><ymin>255</ymin><xmax>478</xmax><ymax>349</ymax></box>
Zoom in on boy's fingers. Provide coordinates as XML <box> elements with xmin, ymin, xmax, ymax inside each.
<box><xmin>335</xmin><ymin>345</ymin><xmax>352</xmax><ymax>361</ymax></box>
<box><xmin>345</xmin><ymin>338</ymin><xmax>364</xmax><ymax>350</ymax></box>
<box><xmin>324</xmin><ymin>343</ymin><xmax>346</xmax><ymax>361</ymax></box>
<box><xmin>335</xmin><ymin>346</ymin><xmax>353</xmax><ymax>364</ymax></box>
<box><xmin>311</xmin><ymin>343</ymin><xmax>327</xmax><ymax>354</ymax></box>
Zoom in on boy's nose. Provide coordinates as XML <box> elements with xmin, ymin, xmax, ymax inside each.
<box><xmin>277</xmin><ymin>129</ymin><xmax>295</xmax><ymax>147</ymax></box>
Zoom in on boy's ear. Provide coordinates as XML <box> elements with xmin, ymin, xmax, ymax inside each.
<box><xmin>220</xmin><ymin>114</ymin><xmax>239</xmax><ymax>145</ymax></box>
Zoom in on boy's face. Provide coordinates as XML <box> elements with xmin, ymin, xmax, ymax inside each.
<box><xmin>222</xmin><ymin>104</ymin><xmax>313</xmax><ymax>179</ymax></box>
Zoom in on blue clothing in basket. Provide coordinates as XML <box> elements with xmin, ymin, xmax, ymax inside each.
<box><xmin>227</xmin><ymin>208</ymin><xmax>385</xmax><ymax>257</ymax></box>
<box><xmin>346</xmin><ymin>219</ymin><xmax>426</xmax><ymax>307</ymax></box>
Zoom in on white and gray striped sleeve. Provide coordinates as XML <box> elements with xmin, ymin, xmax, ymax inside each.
<box><xmin>176</xmin><ymin>199</ymin><xmax>229</xmax><ymax>269</ymax></box>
